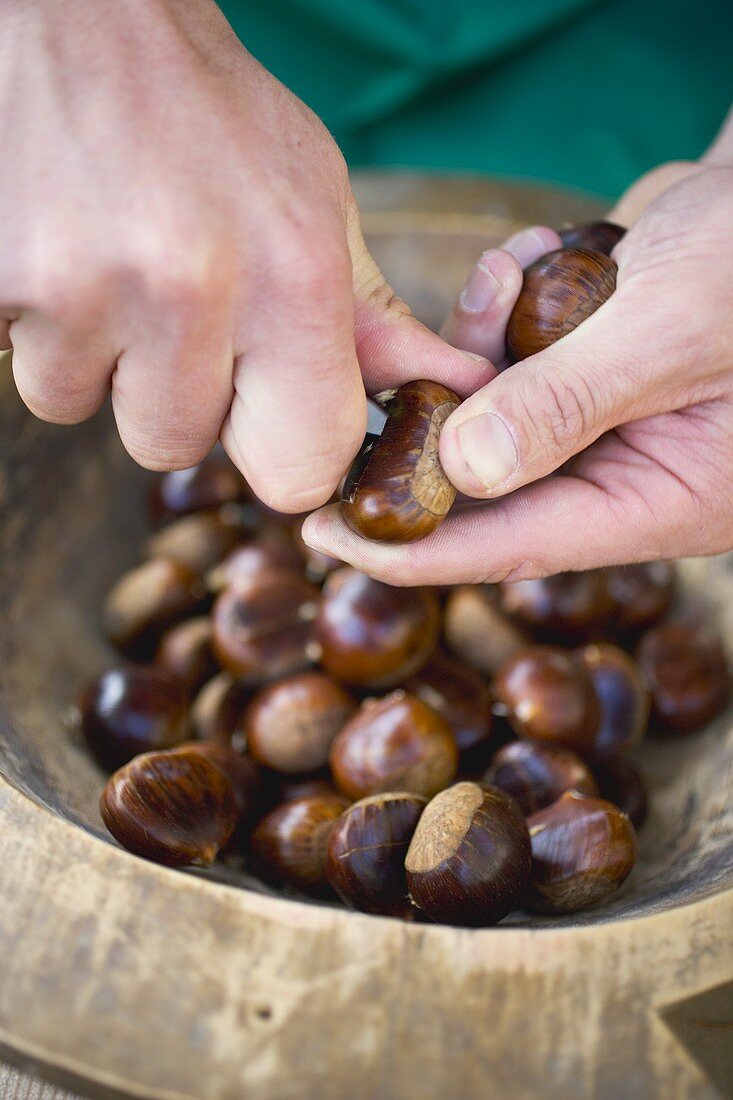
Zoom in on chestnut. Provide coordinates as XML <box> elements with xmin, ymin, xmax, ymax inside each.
<box><xmin>526</xmin><ymin>791</ymin><xmax>637</xmax><ymax>914</ymax></box>
<box><xmin>276</xmin><ymin>772</ymin><xmax>342</xmax><ymax>804</ymax></box>
<box><xmin>249</xmin><ymin>794</ymin><xmax>349</xmax><ymax>894</ymax></box>
<box><xmin>212</xmin><ymin>571</ymin><xmax>320</xmax><ymax>685</ymax></box>
<box><xmin>405</xmin><ymin>782</ymin><xmax>531</xmax><ymax>926</ymax></box>
<box><xmin>243</xmin><ymin>671</ymin><xmax>357</xmax><ymax>774</ymax></box>
<box><xmin>317</xmin><ymin>568</ymin><xmax>440</xmax><ymax>689</ymax></box>
<box><xmin>101</xmin><ymin>748</ymin><xmax>238</xmax><ymax>867</ymax></box>
<box><xmin>558</xmin><ymin>221</ymin><xmax>625</xmax><ymax>255</ymax></box>
<box><xmin>498</xmin><ymin>571</ymin><xmax>614</xmax><ymax>644</ymax></box>
<box><xmin>190</xmin><ymin>672</ymin><xmax>250</xmax><ymax>750</ymax></box>
<box><xmin>341</xmin><ymin>380</ymin><xmax>460</xmax><ymax>543</ymax></box>
<box><xmin>604</xmin><ymin>561</ymin><xmax>675</xmax><ymax>635</ymax></box>
<box><xmin>636</xmin><ymin>620</ymin><xmax>729</xmax><ymax>734</ymax></box>
<box><xmin>206</xmin><ymin>529</ymin><xmax>303</xmax><ymax>593</ymax></box>
<box><xmin>492</xmin><ymin>646</ymin><xmax>600</xmax><ymax>753</ymax></box>
<box><xmin>593</xmin><ymin>756</ymin><xmax>648</xmax><ymax>830</ymax></box>
<box><xmin>330</xmin><ymin>691</ymin><xmax>458</xmax><ymax>800</ymax></box>
<box><xmin>146</xmin><ymin>507</ymin><xmax>251</xmax><ymax>578</ymax></box>
<box><xmin>483</xmin><ymin>740</ymin><xmax>598</xmax><ymax>816</ymax></box>
<box><xmin>78</xmin><ymin>666</ymin><xmax>190</xmax><ymax>771</ymax></box>
<box><xmin>576</xmin><ymin>643</ymin><xmax>649</xmax><ymax>755</ymax></box>
<box><xmin>326</xmin><ymin>792</ymin><xmax>427</xmax><ymax>918</ymax></box>
<box><xmin>173</xmin><ymin>741</ymin><xmax>266</xmax><ymax>836</ymax></box>
<box><xmin>102</xmin><ymin>557</ymin><xmax>203</xmax><ymax>656</ymax></box>
<box><xmin>155</xmin><ymin>617</ymin><xmax>217</xmax><ymax>694</ymax></box>
<box><xmin>403</xmin><ymin>651</ymin><xmax>494</xmax><ymax>765</ymax></box>
<box><xmin>150</xmin><ymin>452</ymin><xmax>248</xmax><ymax>523</ymax></box>
<box><xmin>506</xmin><ymin>248</ymin><xmax>617</xmax><ymax>361</ymax></box>
<box><xmin>443</xmin><ymin>585</ymin><xmax>526</xmax><ymax>677</ymax></box>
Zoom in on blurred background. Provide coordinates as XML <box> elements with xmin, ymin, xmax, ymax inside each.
<box><xmin>221</xmin><ymin>0</ymin><xmax>732</xmax><ymax>198</ymax></box>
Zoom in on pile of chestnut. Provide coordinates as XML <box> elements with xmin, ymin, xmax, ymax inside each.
<box><xmin>72</xmin><ymin>218</ymin><xmax>730</xmax><ymax>927</ymax></box>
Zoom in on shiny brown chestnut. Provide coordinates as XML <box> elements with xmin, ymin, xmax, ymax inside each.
<box><xmin>212</xmin><ymin>571</ymin><xmax>320</xmax><ymax>684</ymax></box>
<box><xmin>173</xmin><ymin>741</ymin><xmax>266</xmax><ymax>836</ymax></box>
<box><xmin>443</xmin><ymin>585</ymin><xmax>527</xmax><ymax>677</ymax></box>
<box><xmin>243</xmin><ymin>671</ymin><xmax>357</xmax><ymax>775</ymax></box>
<box><xmin>403</xmin><ymin>651</ymin><xmax>494</xmax><ymax>764</ymax></box>
<box><xmin>558</xmin><ymin>221</ymin><xmax>626</xmax><ymax>255</ymax></box>
<box><xmin>576</xmin><ymin>643</ymin><xmax>649</xmax><ymax>755</ymax></box>
<box><xmin>405</xmin><ymin>782</ymin><xmax>531</xmax><ymax>926</ymax></box>
<box><xmin>483</xmin><ymin>740</ymin><xmax>598</xmax><ymax>816</ymax></box>
<box><xmin>190</xmin><ymin>672</ymin><xmax>251</xmax><ymax>750</ymax></box>
<box><xmin>146</xmin><ymin>508</ymin><xmax>251</xmax><ymax>577</ymax></box>
<box><xmin>341</xmin><ymin>380</ymin><xmax>460</xmax><ymax>543</ymax></box>
<box><xmin>637</xmin><ymin>620</ymin><xmax>729</xmax><ymax>734</ymax></box>
<box><xmin>492</xmin><ymin>646</ymin><xmax>600</xmax><ymax>753</ymax></box>
<box><xmin>593</xmin><ymin>756</ymin><xmax>648</xmax><ymax>831</ymax></box>
<box><xmin>249</xmin><ymin>794</ymin><xmax>349</xmax><ymax>894</ymax></box>
<box><xmin>155</xmin><ymin>617</ymin><xmax>217</xmax><ymax>694</ymax></box>
<box><xmin>317</xmin><ymin>568</ymin><xmax>440</xmax><ymax>689</ymax></box>
<box><xmin>276</xmin><ymin>772</ymin><xmax>342</xmax><ymax>804</ymax></box>
<box><xmin>326</xmin><ymin>792</ymin><xmax>427</xmax><ymax>918</ymax></box>
<box><xmin>150</xmin><ymin>453</ymin><xmax>249</xmax><ymax>523</ymax></box>
<box><xmin>102</xmin><ymin>557</ymin><xmax>203</xmax><ymax>656</ymax></box>
<box><xmin>526</xmin><ymin>791</ymin><xmax>637</xmax><ymax>914</ymax></box>
<box><xmin>78</xmin><ymin>666</ymin><xmax>190</xmax><ymax>771</ymax></box>
<box><xmin>101</xmin><ymin>748</ymin><xmax>238</xmax><ymax>866</ymax></box>
<box><xmin>506</xmin><ymin>248</ymin><xmax>617</xmax><ymax>361</ymax></box>
<box><xmin>498</xmin><ymin>571</ymin><xmax>615</xmax><ymax>644</ymax></box>
<box><xmin>206</xmin><ymin>529</ymin><xmax>303</xmax><ymax>593</ymax></box>
<box><xmin>330</xmin><ymin>691</ymin><xmax>458</xmax><ymax>800</ymax></box>
<box><xmin>605</xmin><ymin>561</ymin><xmax>676</xmax><ymax>635</ymax></box>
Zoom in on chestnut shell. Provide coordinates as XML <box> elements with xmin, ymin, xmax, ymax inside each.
<box><xmin>341</xmin><ymin>380</ymin><xmax>459</xmax><ymax>543</ymax></box>
<box><xmin>637</xmin><ymin>620</ymin><xmax>729</xmax><ymax>734</ymax></box>
<box><xmin>250</xmin><ymin>794</ymin><xmax>349</xmax><ymax>895</ymax></box>
<box><xmin>558</xmin><ymin>221</ymin><xmax>626</xmax><ymax>255</ymax></box>
<box><xmin>484</xmin><ymin>740</ymin><xmax>598</xmax><ymax>817</ymax></box>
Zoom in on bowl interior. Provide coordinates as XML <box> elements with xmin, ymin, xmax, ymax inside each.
<box><xmin>1</xmin><ymin>173</ymin><xmax>731</xmax><ymax>928</ymax></box>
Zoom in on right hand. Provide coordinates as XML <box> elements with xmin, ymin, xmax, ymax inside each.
<box><xmin>1</xmin><ymin>0</ymin><xmax>491</xmax><ymax>512</ymax></box>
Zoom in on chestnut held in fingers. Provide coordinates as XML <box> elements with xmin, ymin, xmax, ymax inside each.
<box><xmin>326</xmin><ymin>792</ymin><xmax>427</xmax><ymax>918</ymax></box>
<box><xmin>576</xmin><ymin>643</ymin><xmax>649</xmax><ymax>755</ymax></box>
<box><xmin>637</xmin><ymin>620</ymin><xmax>729</xmax><ymax>734</ymax></box>
<box><xmin>212</xmin><ymin>571</ymin><xmax>320</xmax><ymax>684</ymax></box>
<box><xmin>483</xmin><ymin>740</ymin><xmax>598</xmax><ymax>817</ymax></box>
<box><xmin>403</xmin><ymin>651</ymin><xmax>494</xmax><ymax>762</ymax></box>
<box><xmin>558</xmin><ymin>221</ymin><xmax>626</xmax><ymax>255</ymax></box>
<box><xmin>79</xmin><ymin>666</ymin><xmax>190</xmax><ymax>771</ymax></box>
<box><xmin>493</xmin><ymin>646</ymin><xmax>600</xmax><ymax>753</ymax></box>
<box><xmin>155</xmin><ymin>617</ymin><xmax>217</xmax><ymax>694</ymax></box>
<box><xmin>330</xmin><ymin>691</ymin><xmax>458</xmax><ymax>800</ymax></box>
<box><xmin>506</xmin><ymin>248</ymin><xmax>617</xmax><ymax>361</ymax></box>
<box><xmin>244</xmin><ymin>671</ymin><xmax>357</xmax><ymax>775</ymax></box>
<box><xmin>498</xmin><ymin>571</ymin><xmax>614</xmax><ymax>644</ymax></box>
<box><xmin>317</xmin><ymin>568</ymin><xmax>440</xmax><ymax>689</ymax></box>
<box><xmin>102</xmin><ymin>557</ymin><xmax>203</xmax><ymax>657</ymax></box>
<box><xmin>526</xmin><ymin>791</ymin><xmax>637</xmax><ymax>914</ymax></box>
<box><xmin>146</xmin><ymin>508</ymin><xmax>251</xmax><ymax>578</ymax></box>
<box><xmin>341</xmin><ymin>380</ymin><xmax>460</xmax><ymax>543</ymax></box>
<box><xmin>101</xmin><ymin>748</ymin><xmax>238</xmax><ymax>867</ymax></box>
<box><xmin>250</xmin><ymin>794</ymin><xmax>349</xmax><ymax>894</ymax></box>
<box><xmin>443</xmin><ymin>586</ymin><xmax>526</xmax><ymax>677</ymax></box>
<box><xmin>605</xmin><ymin>562</ymin><xmax>676</xmax><ymax>635</ymax></box>
<box><xmin>593</xmin><ymin>755</ymin><xmax>648</xmax><ymax>831</ymax></box>
<box><xmin>150</xmin><ymin>453</ymin><xmax>248</xmax><ymax>523</ymax></box>
<box><xmin>405</xmin><ymin>782</ymin><xmax>531</xmax><ymax>926</ymax></box>
<box><xmin>190</xmin><ymin>672</ymin><xmax>251</xmax><ymax>750</ymax></box>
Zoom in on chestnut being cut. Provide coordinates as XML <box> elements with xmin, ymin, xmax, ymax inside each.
<box><xmin>326</xmin><ymin>792</ymin><xmax>427</xmax><ymax>918</ymax></box>
<box><xmin>101</xmin><ymin>748</ymin><xmax>238</xmax><ymax>867</ymax></box>
<box><xmin>637</xmin><ymin>620</ymin><xmax>729</xmax><ymax>734</ymax></box>
<box><xmin>405</xmin><ymin>782</ymin><xmax>531</xmax><ymax>926</ymax></box>
<box><xmin>526</xmin><ymin>791</ymin><xmax>637</xmax><ymax>914</ymax></box>
<box><xmin>558</xmin><ymin>221</ymin><xmax>625</xmax><ymax>255</ymax></box>
<box><xmin>506</xmin><ymin>248</ymin><xmax>617</xmax><ymax>361</ymax></box>
<box><xmin>483</xmin><ymin>740</ymin><xmax>598</xmax><ymax>817</ymax></box>
<box><xmin>341</xmin><ymin>380</ymin><xmax>460</xmax><ymax>543</ymax></box>
<box><xmin>250</xmin><ymin>794</ymin><xmax>349</xmax><ymax>895</ymax></box>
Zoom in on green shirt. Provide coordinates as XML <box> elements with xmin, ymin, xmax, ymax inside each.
<box><xmin>219</xmin><ymin>0</ymin><xmax>732</xmax><ymax>198</ymax></box>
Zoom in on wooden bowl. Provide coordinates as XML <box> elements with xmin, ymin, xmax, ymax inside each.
<box><xmin>0</xmin><ymin>173</ymin><xmax>731</xmax><ymax>1100</ymax></box>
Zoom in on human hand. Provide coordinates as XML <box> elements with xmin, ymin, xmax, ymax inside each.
<box><xmin>303</xmin><ymin>155</ymin><xmax>733</xmax><ymax>583</ymax></box>
<box><xmin>2</xmin><ymin>0</ymin><xmax>488</xmax><ymax>512</ymax></box>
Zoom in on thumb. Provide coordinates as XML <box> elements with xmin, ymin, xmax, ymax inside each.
<box><xmin>438</xmin><ymin>282</ymin><xmax>679</xmax><ymax>499</ymax></box>
<box><xmin>346</xmin><ymin>201</ymin><xmax>495</xmax><ymax>399</ymax></box>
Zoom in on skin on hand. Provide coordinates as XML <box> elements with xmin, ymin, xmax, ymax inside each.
<box><xmin>303</xmin><ymin>124</ymin><xmax>733</xmax><ymax>583</ymax></box>
<box><xmin>1</xmin><ymin>0</ymin><xmax>490</xmax><ymax>514</ymax></box>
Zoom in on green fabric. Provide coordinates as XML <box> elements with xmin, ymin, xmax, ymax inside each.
<box><xmin>219</xmin><ymin>0</ymin><xmax>732</xmax><ymax>199</ymax></box>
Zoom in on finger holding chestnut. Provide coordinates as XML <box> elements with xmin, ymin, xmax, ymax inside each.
<box><xmin>341</xmin><ymin>380</ymin><xmax>460</xmax><ymax>543</ymax></box>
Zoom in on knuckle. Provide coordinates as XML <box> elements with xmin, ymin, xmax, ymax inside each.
<box><xmin>13</xmin><ymin>364</ymin><xmax>107</xmax><ymax>425</ymax></box>
<box><xmin>117</xmin><ymin>423</ymin><xmax>214</xmax><ymax>473</ymax></box>
<box><xmin>273</xmin><ymin>231</ymin><xmax>351</xmax><ymax>306</ymax></box>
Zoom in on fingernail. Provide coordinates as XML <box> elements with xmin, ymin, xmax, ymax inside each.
<box><xmin>503</xmin><ymin>228</ymin><xmax>552</xmax><ymax>269</ymax></box>
<box><xmin>459</xmin><ymin>253</ymin><xmax>502</xmax><ymax>312</ymax></box>
<box><xmin>456</xmin><ymin>412</ymin><xmax>518</xmax><ymax>492</ymax></box>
